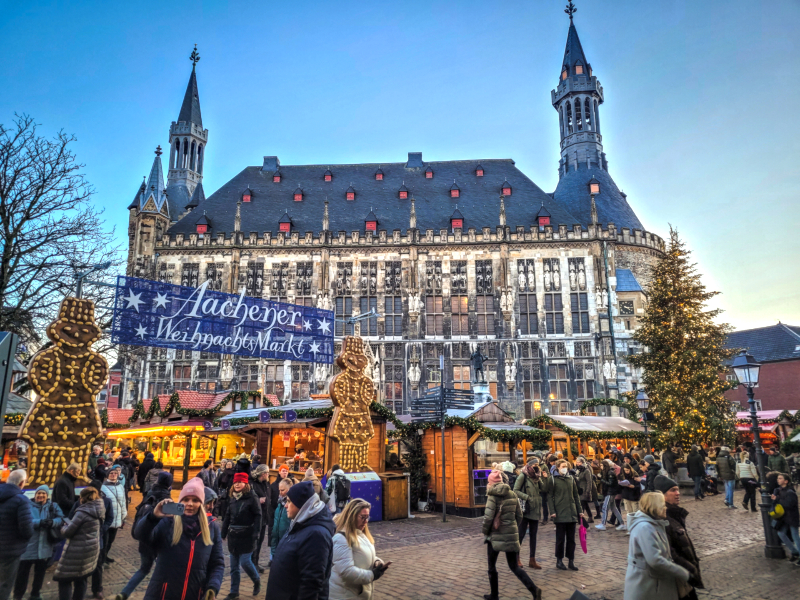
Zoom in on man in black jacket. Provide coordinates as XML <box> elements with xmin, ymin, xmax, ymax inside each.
<box><xmin>687</xmin><ymin>446</ymin><xmax>707</xmax><ymax>501</ymax></box>
<box><xmin>53</xmin><ymin>464</ymin><xmax>80</xmax><ymax>516</ymax></box>
<box><xmin>0</xmin><ymin>470</ymin><xmax>33</xmax><ymax>600</ymax></box>
<box><xmin>265</xmin><ymin>481</ymin><xmax>335</xmax><ymax>600</ymax></box>
<box><xmin>136</xmin><ymin>452</ymin><xmax>155</xmax><ymax>491</ymax></box>
<box><xmin>642</xmin><ymin>455</ymin><xmax>662</xmax><ymax>493</ymax></box>
<box><xmin>250</xmin><ymin>465</ymin><xmax>272</xmax><ymax>572</ymax></box>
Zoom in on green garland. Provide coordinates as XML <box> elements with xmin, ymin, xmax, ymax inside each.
<box><xmin>388</xmin><ymin>415</ymin><xmax>552</xmax><ymax>444</ymax></box>
<box><xmin>3</xmin><ymin>412</ymin><xmax>24</xmax><ymax>426</ymax></box>
<box><xmin>126</xmin><ymin>390</ymin><xmax>263</xmax><ymax>424</ymax></box>
<box><xmin>579</xmin><ymin>397</ymin><xmax>640</xmax><ymax>422</ymax></box>
<box><xmin>527</xmin><ymin>414</ymin><xmax>648</xmax><ymax>441</ymax></box>
<box><xmin>735</xmin><ymin>410</ymin><xmax>797</xmax><ymax>426</ymax></box>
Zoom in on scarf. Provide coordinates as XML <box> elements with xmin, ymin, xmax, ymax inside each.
<box><xmin>231</xmin><ymin>491</ymin><xmax>243</xmax><ymax>501</ymax></box>
<box><xmin>524</xmin><ymin>463</ymin><xmax>540</xmax><ymax>481</ymax></box>
<box><xmin>182</xmin><ymin>513</ymin><xmax>200</xmax><ymax>539</ymax></box>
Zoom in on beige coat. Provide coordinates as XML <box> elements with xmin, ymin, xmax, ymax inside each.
<box><xmin>329</xmin><ymin>531</ymin><xmax>379</xmax><ymax>600</ymax></box>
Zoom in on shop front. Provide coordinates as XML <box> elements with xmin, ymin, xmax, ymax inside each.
<box><xmin>735</xmin><ymin>410</ymin><xmax>797</xmax><ymax>448</ymax></box>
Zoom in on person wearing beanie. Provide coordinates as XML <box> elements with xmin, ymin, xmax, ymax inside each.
<box><xmin>100</xmin><ymin>465</ymin><xmax>127</xmax><ymax>566</ymax></box>
<box><xmin>303</xmin><ymin>468</ymin><xmax>330</xmax><ymax>505</ymax></box>
<box><xmin>266</xmin><ymin>480</ymin><xmax>335</xmax><ymax>600</ymax></box>
<box><xmin>221</xmin><ymin>472</ymin><xmax>261</xmax><ymax>598</ymax></box>
<box><xmin>657</xmin><ymin>476</ymin><xmax>704</xmax><ymax>596</ymax></box>
<box><xmin>513</xmin><ymin>456</ymin><xmax>549</xmax><ymax>569</ymax></box>
<box><xmin>134</xmin><ymin>477</ymin><xmax>224</xmax><ymax>600</ymax></box>
<box><xmin>642</xmin><ymin>455</ymin><xmax>662</xmax><ymax>495</ymax></box>
<box><xmin>249</xmin><ymin>464</ymin><xmax>272</xmax><ymax>573</ymax></box>
<box><xmin>215</xmin><ymin>460</ymin><xmax>237</xmax><ymax>520</ymax></box>
<box><xmin>86</xmin><ymin>479</ymin><xmax>114</xmax><ymax>599</ymax></box>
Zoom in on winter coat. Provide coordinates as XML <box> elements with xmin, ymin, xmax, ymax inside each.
<box><xmin>135</xmin><ymin>484</ymin><xmax>173</xmax><ymax>554</ymax></box>
<box><xmin>22</xmin><ymin>490</ymin><xmax>66</xmax><ymax>561</ymax></box>
<box><xmin>326</xmin><ymin>470</ymin><xmax>350</xmax><ymax>512</ymax></box>
<box><xmin>266</xmin><ymin>498</ymin><xmax>336</xmax><ymax>600</ymax></box>
<box><xmin>644</xmin><ymin>463</ymin><xmax>663</xmax><ymax>492</ymax></box>
<box><xmin>664</xmin><ymin>503</ymin><xmax>703</xmax><ymax>590</ymax></box>
<box><xmin>144</xmin><ymin>468</ymin><xmax>163</xmax><ymax>493</ymax></box>
<box><xmin>88</xmin><ymin>453</ymin><xmax>103</xmax><ymax>472</ymax></box>
<box><xmin>715</xmin><ymin>451</ymin><xmax>736</xmax><ymax>482</ymax></box>
<box><xmin>135</xmin><ymin>512</ymin><xmax>225</xmax><ymax>600</ymax></box>
<box><xmin>235</xmin><ymin>457</ymin><xmax>251</xmax><ymax>475</ymax></box>
<box><xmin>601</xmin><ymin>466</ymin><xmax>621</xmax><ymax>497</ymax></box>
<box><xmin>54</xmin><ymin>498</ymin><xmax>105</xmax><ymax>581</ymax></box>
<box><xmin>575</xmin><ymin>465</ymin><xmax>595</xmax><ymax>502</ymax></box>
<box><xmin>329</xmin><ymin>531</ymin><xmax>379</xmax><ymax>600</ymax></box>
<box><xmin>217</xmin><ymin>468</ymin><xmax>236</xmax><ymax>494</ymax></box>
<box><xmin>624</xmin><ymin>511</ymin><xmax>690</xmax><ymax>600</ymax></box>
<box><xmin>686</xmin><ymin>452</ymin><xmax>706</xmax><ymax>478</ymax></box>
<box><xmin>199</xmin><ymin>468</ymin><xmax>217</xmax><ymax>490</ymax></box>
<box><xmin>138</xmin><ymin>454</ymin><xmax>156</xmax><ymax>490</ymax></box>
<box><xmin>736</xmin><ymin>460</ymin><xmax>759</xmax><ymax>482</ymax></box>
<box><xmin>250</xmin><ymin>476</ymin><xmax>273</xmax><ymax>527</ymax></box>
<box><xmin>102</xmin><ymin>479</ymin><xmax>128</xmax><ymax>528</ymax></box>
<box><xmin>543</xmin><ymin>472</ymin><xmax>582</xmax><ymax>524</ymax></box>
<box><xmin>620</xmin><ymin>471</ymin><xmax>642</xmax><ymax>502</ymax></box>
<box><xmin>661</xmin><ymin>450</ymin><xmax>678</xmax><ymax>475</ymax></box>
<box><xmin>481</xmin><ymin>483</ymin><xmax>522</xmax><ymax>553</ymax></box>
<box><xmin>774</xmin><ymin>486</ymin><xmax>799</xmax><ymax>529</ymax></box>
<box><xmin>53</xmin><ymin>472</ymin><xmax>78</xmax><ymax>516</ymax></box>
<box><xmin>271</xmin><ymin>498</ymin><xmax>292</xmax><ymax>556</ymax></box>
<box><xmin>768</xmin><ymin>453</ymin><xmax>789</xmax><ymax>474</ymax></box>
<box><xmin>0</xmin><ymin>482</ymin><xmax>34</xmax><ymax>558</ymax></box>
<box><xmin>221</xmin><ymin>490</ymin><xmax>261</xmax><ymax>555</ymax></box>
<box><xmin>513</xmin><ymin>471</ymin><xmax>545</xmax><ymax>521</ymax></box>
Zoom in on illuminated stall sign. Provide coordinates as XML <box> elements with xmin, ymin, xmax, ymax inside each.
<box><xmin>111</xmin><ymin>276</ymin><xmax>334</xmax><ymax>364</ymax></box>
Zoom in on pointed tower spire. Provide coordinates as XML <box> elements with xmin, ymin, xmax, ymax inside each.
<box><xmin>409</xmin><ymin>197</ymin><xmax>416</xmax><ymax>229</ymax></box>
<box><xmin>322</xmin><ymin>198</ymin><xmax>329</xmax><ymax>231</ymax></box>
<box><xmin>179</xmin><ymin>45</ymin><xmax>203</xmax><ymax>128</ymax></box>
<box><xmin>185</xmin><ymin>182</ymin><xmax>205</xmax><ymax>211</ymax></box>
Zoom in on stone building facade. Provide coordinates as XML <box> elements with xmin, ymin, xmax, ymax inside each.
<box><xmin>118</xmin><ymin>14</ymin><xmax>663</xmax><ymax>420</ymax></box>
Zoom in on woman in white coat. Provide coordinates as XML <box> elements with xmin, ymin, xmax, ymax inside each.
<box><xmin>328</xmin><ymin>499</ymin><xmax>390</xmax><ymax>600</ymax></box>
<box><xmin>624</xmin><ymin>491</ymin><xmax>690</xmax><ymax>600</ymax></box>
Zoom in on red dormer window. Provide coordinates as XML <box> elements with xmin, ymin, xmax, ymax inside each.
<box><xmin>376</xmin><ymin>172</ymin><xmax>383</xmax><ymax>180</ymax></box>
<box><xmin>196</xmin><ymin>224</ymin><xmax>208</xmax><ymax>234</ymax></box>
<box><xmin>476</xmin><ymin>168</ymin><xmax>484</xmax><ymax>177</ymax></box>
<box><xmin>242</xmin><ymin>189</ymin><xmax>252</xmax><ymax>202</ymax></box>
<box><xmin>575</xmin><ymin>64</ymin><xmax>584</xmax><ymax>75</ymax></box>
<box><xmin>425</xmin><ymin>167</ymin><xmax>434</xmax><ymax>179</ymax></box>
<box><xmin>451</xmin><ymin>219</ymin><xmax>463</xmax><ymax>229</ymax></box>
<box><xmin>294</xmin><ymin>188</ymin><xmax>303</xmax><ymax>202</ymax></box>
<box><xmin>324</xmin><ymin>169</ymin><xmax>333</xmax><ymax>182</ymax></box>
<box><xmin>538</xmin><ymin>216</ymin><xmax>550</xmax><ymax>226</ymax></box>
<box><xmin>399</xmin><ymin>191</ymin><xmax>407</xmax><ymax>199</ymax></box>
<box><xmin>280</xmin><ymin>222</ymin><xmax>291</xmax><ymax>232</ymax></box>
<box><xmin>324</xmin><ymin>174</ymin><xmax>331</xmax><ymax>182</ymax></box>
<box><xmin>450</xmin><ymin>189</ymin><xmax>459</xmax><ymax>198</ymax></box>
<box><xmin>365</xmin><ymin>221</ymin><xmax>376</xmax><ymax>231</ymax></box>
<box><xmin>502</xmin><ymin>182</ymin><xmax>512</xmax><ymax>196</ymax></box>
<box><xmin>347</xmin><ymin>192</ymin><xmax>355</xmax><ymax>200</ymax></box>
<box><xmin>273</xmin><ymin>174</ymin><xmax>281</xmax><ymax>183</ymax></box>
<box><xmin>561</xmin><ymin>69</ymin><xmax>568</xmax><ymax>80</ymax></box>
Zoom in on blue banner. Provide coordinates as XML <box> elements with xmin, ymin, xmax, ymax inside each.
<box><xmin>111</xmin><ymin>276</ymin><xmax>334</xmax><ymax>364</ymax></box>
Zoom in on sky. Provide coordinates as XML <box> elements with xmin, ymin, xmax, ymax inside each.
<box><xmin>1</xmin><ymin>1</ymin><xmax>798</xmax><ymax>331</ymax></box>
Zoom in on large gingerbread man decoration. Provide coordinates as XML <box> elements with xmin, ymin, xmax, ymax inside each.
<box><xmin>19</xmin><ymin>298</ymin><xmax>108</xmax><ymax>486</ymax></box>
<box><xmin>328</xmin><ymin>336</ymin><xmax>375</xmax><ymax>473</ymax></box>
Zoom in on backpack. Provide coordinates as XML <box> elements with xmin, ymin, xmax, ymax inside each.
<box><xmin>131</xmin><ymin>495</ymin><xmax>157</xmax><ymax>540</ymax></box>
<box><xmin>334</xmin><ymin>475</ymin><xmax>351</xmax><ymax>507</ymax></box>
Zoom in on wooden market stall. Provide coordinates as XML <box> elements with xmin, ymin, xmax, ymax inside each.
<box><xmin>734</xmin><ymin>410</ymin><xmax>797</xmax><ymax>449</ymax></box>
<box><xmin>419</xmin><ymin>401</ymin><xmax>551</xmax><ymax>517</ymax></box>
<box><xmin>530</xmin><ymin>415</ymin><xmax>646</xmax><ymax>460</ymax></box>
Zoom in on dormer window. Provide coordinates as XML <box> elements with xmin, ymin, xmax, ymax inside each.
<box><xmin>273</xmin><ymin>172</ymin><xmax>281</xmax><ymax>183</ymax></box>
<box><xmin>293</xmin><ymin>187</ymin><xmax>303</xmax><ymax>202</ymax></box>
<box><xmin>561</xmin><ymin>68</ymin><xmax>568</xmax><ymax>80</ymax></box>
<box><xmin>324</xmin><ymin>169</ymin><xmax>332</xmax><ymax>182</ymax></box>
<box><xmin>279</xmin><ymin>212</ymin><xmax>292</xmax><ymax>232</ymax></box>
<box><xmin>365</xmin><ymin>210</ymin><xmax>377</xmax><ymax>232</ymax></box>
<box><xmin>535</xmin><ymin>204</ymin><xmax>551</xmax><ymax>227</ymax></box>
<box><xmin>450</xmin><ymin>207</ymin><xmax>464</xmax><ymax>230</ymax></box>
<box><xmin>450</xmin><ymin>182</ymin><xmax>460</xmax><ymax>198</ymax></box>
<box><xmin>398</xmin><ymin>183</ymin><xmax>409</xmax><ymax>199</ymax></box>
<box><xmin>346</xmin><ymin>185</ymin><xmax>356</xmax><ymax>201</ymax></box>
<box><xmin>475</xmin><ymin>164</ymin><xmax>484</xmax><ymax>177</ymax></box>
<box><xmin>242</xmin><ymin>187</ymin><xmax>253</xmax><ymax>202</ymax></box>
<box><xmin>375</xmin><ymin>168</ymin><xmax>384</xmax><ymax>181</ymax></box>
<box><xmin>196</xmin><ymin>214</ymin><xmax>210</xmax><ymax>234</ymax></box>
<box><xmin>575</xmin><ymin>64</ymin><xmax>584</xmax><ymax>75</ymax></box>
<box><xmin>501</xmin><ymin>180</ymin><xmax>512</xmax><ymax>196</ymax></box>
<box><xmin>588</xmin><ymin>176</ymin><xmax>600</xmax><ymax>195</ymax></box>
<box><xmin>425</xmin><ymin>166</ymin><xmax>434</xmax><ymax>179</ymax></box>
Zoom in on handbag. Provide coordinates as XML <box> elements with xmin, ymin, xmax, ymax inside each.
<box><xmin>45</xmin><ymin>503</ymin><xmax>63</xmax><ymax>544</ymax></box>
<box><xmin>491</xmin><ymin>508</ymin><xmax>502</xmax><ymax>531</ymax></box>
<box><xmin>579</xmin><ymin>516</ymin><xmax>588</xmax><ymax>554</ymax></box>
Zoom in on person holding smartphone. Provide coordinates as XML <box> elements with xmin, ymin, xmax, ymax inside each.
<box><xmin>133</xmin><ymin>478</ymin><xmax>224</xmax><ymax>600</ymax></box>
<box><xmin>329</xmin><ymin>499</ymin><xmax>388</xmax><ymax>600</ymax></box>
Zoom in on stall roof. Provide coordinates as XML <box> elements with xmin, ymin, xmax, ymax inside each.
<box><xmin>224</xmin><ymin>399</ymin><xmax>334</xmax><ymax>422</ymax></box>
<box><xmin>107</xmin><ymin>420</ymin><xmax>207</xmax><ymax>436</ymax></box>
<box><xmin>106</xmin><ymin>408</ymin><xmax>134</xmax><ymax>424</ymax></box>
<box><xmin>734</xmin><ymin>410</ymin><xmax>796</xmax><ymax>422</ymax></box>
<box><xmin>446</xmin><ymin>401</ymin><xmax>494</xmax><ymax>419</ymax></box>
<box><xmin>483</xmin><ymin>423</ymin><xmax>540</xmax><ymax>432</ymax></box>
<box><xmin>547</xmin><ymin>415</ymin><xmax>645</xmax><ymax>433</ymax></box>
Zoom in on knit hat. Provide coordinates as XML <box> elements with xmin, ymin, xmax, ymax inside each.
<box><xmin>303</xmin><ymin>467</ymin><xmax>318</xmax><ymax>481</ymax></box>
<box><xmin>488</xmin><ymin>470</ymin><xmax>503</xmax><ymax>484</ymax></box>
<box><xmin>35</xmin><ymin>484</ymin><xmax>50</xmax><ymax>497</ymax></box>
<box><xmin>286</xmin><ymin>480</ymin><xmax>316</xmax><ymax>508</ymax></box>
<box><xmin>156</xmin><ymin>472</ymin><xmax>173</xmax><ymax>488</ymax></box>
<box><xmin>500</xmin><ymin>461</ymin><xmax>515</xmax><ymax>473</ymax></box>
<box><xmin>643</xmin><ymin>455</ymin><xmax>655</xmax><ymax>465</ymax></box>
<box><xmin>204</xmin><ymin>487</ymin><xmax>218</xmax><ymax>503</ymax></box>
<box><xmin>178</xmin><ymin>477</ymin><xmax>205</xmax><ymax>503</ymax></box>
<box><xmin>653</xmin><ymin>475</ymin><xmax>679</xmax><ymax>495</ymax></box>
<box><xmin>109</xmin><ymin>464</ymin><xmax>122</xmax><ymax>471</ymax></box>
<box><xmin>253</xmin><ymin>464</ymin><xmax>269</xmax><ymax>476</ymax></box>
<box><xmin>90</xmin><ymin>479</ymin><xmax>103</xmax><ymax>492</ymax></box>
<box><xmin>233</xmin><ymin>472</ymin><xmax>249</xmax><ymax>485</ymax></box>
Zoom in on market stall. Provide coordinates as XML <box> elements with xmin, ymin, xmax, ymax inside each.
<box><xmin>529</xmin><ymin>414</ymin><xmax>646</xmax><ymax>460</ymax></box>
<box><xmin>734</xmin><ymin>410</ymin><xmax>797</xmax><ymax>448</ymax></box>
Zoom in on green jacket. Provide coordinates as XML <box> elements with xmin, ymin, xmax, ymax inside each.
<box><xmin>513</xmin><ymin>471</ymin><xmax>545</xmax><ymax>521</ymax></box>
<box><xmin>481</xmin><ymin>483</ymin><xmax>522</xmax><ymax>553</ymax></box>
<box><xmin>270</xmin><ymin>499</ymin><xmax>291</xmax><ymax>556</ymax></box>
<box><xmin>543</xmin><ymin>473</ymin><xmax>582</xmax><ymax>523</ymax></box>
<box><xmin>768</xmin><ymin>454</ymin><xmax>788</xmax><ymax>474</ymax></box>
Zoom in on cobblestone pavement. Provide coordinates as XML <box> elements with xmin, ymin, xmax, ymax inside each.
<box><xmin>28</xmin><ymin>488</ymin><xmax>797</xmax><ymax>600</ymax></box>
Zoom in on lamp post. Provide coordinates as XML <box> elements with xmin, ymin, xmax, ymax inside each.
<box><xmin>74</xmin><ymin>261</ymin><xmax>113</xmax><ymax>298</ymax></box>
<box><xmin>732</xmin><ymin>351</ymin><xmax>785</xmax><ymax>559</ymax></box>
<box><xmin>636</xmin><ymin>390</ymin><xmax>651</xmax><ymax>452</ymax></box>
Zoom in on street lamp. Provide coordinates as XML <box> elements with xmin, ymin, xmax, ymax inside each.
<box><xmin>75</xmin><ymin>261</ymin><xmax>113</xmax><ymax>298</ymax></box>
<box><xmin>636</xmin><ymin>390</ymin><xmax>651</xmax><ymax>452</ymax></box>
<box><xmin>731</xmin><ymin>351</ymin><xmax>784</xmax><ymax>559</ymax></box>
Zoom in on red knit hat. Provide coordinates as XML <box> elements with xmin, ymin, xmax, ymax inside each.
<box><xmin>233</xmin><ymin>472</ymin><xmax>249</xmax><ymax>484</ymax></box>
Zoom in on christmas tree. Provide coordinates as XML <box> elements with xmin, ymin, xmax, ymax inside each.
<box><xmin>628</xmin><ymin>228</ymin><xmax>736</xmax><ymax>447</ymax></box>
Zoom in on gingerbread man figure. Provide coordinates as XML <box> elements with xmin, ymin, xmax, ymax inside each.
<box><xmin>328</xmin><ymin>336</ymin><xmax>375</xmax><ymax>473</ymax></box>
<box><xmin>19</xmin><ymin>298</ymin><xmax>108</xmax><ymax>486</ymax></box>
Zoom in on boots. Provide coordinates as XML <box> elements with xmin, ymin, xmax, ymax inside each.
<box><xmin>568</xmin><ymin>559</ymin><xmax>579</xmax><ymax>571</ymax></box>
<box><xmin>528</xmin><ymin>557</ymin><xmax>542</xmax><ymax>570</ymax></box>
<box><xmin>484</xmin><ymin>570</ymin><xmax>499</xmax><ymax>600</ymax></box>
<box><xmin>556</xmin><ymin>559</ymin><xmax>567</xmax><ymax>570</ymax></box>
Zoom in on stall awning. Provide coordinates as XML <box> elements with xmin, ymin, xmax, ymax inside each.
<box><xmin>107</xmin><ymin>421</ymin><xmax>207</xmax><ymax>437</ymax></box>
<box><xmin>549</xmin><ymin>415</ymin><xmax>645</xmax><ymax>433</ymax></box>
<box><xmin>736</xmin><ymin>422</ymin><xmax>780</xmax><ymax>433</ymax></box>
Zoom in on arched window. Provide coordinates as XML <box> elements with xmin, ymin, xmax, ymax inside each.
<box><xmin>584</xmin><ymin>98</ymin><xmax>592</xmax><ymax>131</ymax></box>
<box><xmin>594</xmin><ymin>99</ymin><xmax>600</xmax><ymax>134</ymax></box>
<box><xmin>575</xmin><ymin>99</ymin><xmax>582</xmax><ymax>131</ymax></box>
<box><xmin>183</xmin><ymin>138</ymin><xmax>189</xmax><ymax>169</ymax></box>
<box><xmin>173</xmin><ymin>140</ymin><xmax>180</xmax><ymax>169</ymax></box>
<box><xmin>190</xmin><ymin>141</ymin><xmax>196</xmax><ymax>171</ymax></box>
<box><xmin>566</xmin><ymin>101</ymin><xmax>573</xmax><ymax>134</ymax></box>
<box><xmin>197</xmin><ymin>145</ymin><xmax>203</xmax><ymax>174</ymax></box>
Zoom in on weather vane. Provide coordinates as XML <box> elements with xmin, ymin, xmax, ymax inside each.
<box><xmin>190</xmin><ymin>44</ymin><xmax>200</xmax><ymax>69</ymax></box>
<box><xmin>565</xmin><ymin>1</ymin><xmax>577</xmax><ymax>21</ymax></box>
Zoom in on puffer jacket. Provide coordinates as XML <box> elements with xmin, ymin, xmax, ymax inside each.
<box><xmin>481</xmin><ymin>483</ymin><xmax>522</xmax><ymax>552</ymax></box>
<box><xmin>22</xmin><ymin>487</ymin><xmax>65</xmax><ymax>561</ymax></box>
<box><xmin>144</xmin><ymin>468</ymin><xmax>164</xmax><ymax>493</ymax></box>
<box><xmin>736</xmin><ymin>459</ymin><xmax>759</xmax><ymax>482</ymax></box>
<box><xmin>221</xmin><ymin>489</ymin><xmax>261</xmax><ymax>555</ymax></box>
<box><xmin>768</xmin><ymin>453</ymin><xmax>789</xmax><ymax>474</ymax></box>
<box><xmin>271</xmin><ymin>497</ymin><xmax>291</xmax><ymax>556</ymax></box>
<box><xmin>329</xmin><ymin>531</ymin><xmax>379</xmax><ymax>600</ymax></box>
<box><xmin>601</xmin><ymin>465</ymin><xmax>621</xmax><ymax>497</ymax></box>
<box><xmin>774</xmin><ymin>486</ymin><xmax>799</xmax><ymax>529</ymax></box>
<box><xmin>135</xmin><ymin>512</ymin><xmax>225</xmax><ymax>600</ymax></box>
<box><xmin>715</xmin><ymin>451</ymin><xmax>736</xmax><ymax>482</ymax></box>
<box><xmin>543</xmin><ymin>471</ymin><xmax>583</xmax><ymax>523</ymax></box>
<box><xmin>686</xmin><ymin>451</ymin><xmax>705</xmax><ymax>478</ymax></box>
<box><xmin>624</xmin><ymin>511</ymin><xmax>689</xmax><ymax>600</ymax></box>
<box><xmin>575</xmin><ymin>465</ymin><xmax>595</xmax><ymax>502</ymax></box>
<box><xmin>513</xmin><ymin>470</ymin><xmax>545</xmax><ymax>521</ymax></box>
<box><xmin>101</xmin><ymin>479</ymin><xmax>128</xmax><ymax>528</ymax></box>
<box><xmin>644</xmin><ymin>462</ymin><xmax>662</xmax><ymax>493</ymax></box>
<box><xmin>54</xmin><ymin>498</ymin><xmax>105</xmax><ymax>581</ymax></box>
<box><xmin>0</xmin><ymin>482</ymin><xmax>34</xmax><ymax>558</ymax></box>
<box><xmin>665</xmin><ymin>503</ymin><xmax>703</xmax><ymax>590</ymax></box>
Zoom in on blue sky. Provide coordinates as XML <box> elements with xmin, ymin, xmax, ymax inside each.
<box><xmin>1</xmin><ymin>1</ymin><xmax>798</xmax><ymax>330</ymax></box>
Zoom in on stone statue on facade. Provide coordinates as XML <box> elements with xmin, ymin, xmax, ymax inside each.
<box><xmin>544</xmin><ymin>263</ymin><xmax>552</xmax><ymax>291</ymax></box>
<box><xmin>408</xmin><ymin>363</ymin><xmax>421</xmax><ymax>390</ymax></box>
<box><xmin>578</xmin><ymin>263</ymin><xmax>586</xmax><ymax>290</ymax></box>
<box><xmin>471</xmin><ymin>349</ymin><xmax>488</xmax><ymax>383</ymax></box>
<box><xmin>518</xmin><ymin>271</ymin><xmax>526</xmax><ymax>291</ymax></box>
<box><xmin>601</xmin><ymin>288</ymin><xmax>609</xmax><ymax>311</ymax></box>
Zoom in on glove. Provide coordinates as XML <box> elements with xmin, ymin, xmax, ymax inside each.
<box><xmin>371</xmin><ymin>565</ymin><xmax>385</xmax><ymax>581</ymax></box>
<box><xmin>40</xmin><ymin>519</ymin><xmax>53</xmax><ymax>529</ymax></box>
<box><xmin>204</xmin><ymin>590</ymin><xmax>216</xmax><ymax>600</ymax></box>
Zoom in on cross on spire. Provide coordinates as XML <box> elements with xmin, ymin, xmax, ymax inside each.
<box><xmin>190</xmin><ymin>44</ymin><xmax>200</xmax><ymax>70</ymax></box>
<box><xmin>155</xmin><ymin>145</ymin><xmax>162</xmax><ymax>157</ymax></box>
<box><xmin>565</xmin><ymin>1</ymin><xmax>577</xmax><ymax>21</ymax></box>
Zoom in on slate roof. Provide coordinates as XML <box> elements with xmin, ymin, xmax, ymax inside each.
<box><xmin>178</xmin><ymin>68</ymin><xmax>203</xmax><ymax>128</ymax></box>
<box><xmin>725</xmin><ymin>323</ymin><xmax>800</xmax><ymax>363</ymax></box>
<box><xmin>185</xmin><ymin>182</ymin><xmax>205</xmax><ymax>210</ymax></box>
<box><xmin>562</xmin><ymin>21</ymin><xmax>591</xmax><ymax>74</ymax></box>
<box><xmin>167</xmin><ymin>155</ymin><xmax>583</xmax><ymax>237</ymax></box>
<box><xmin>165</xmin><ymin>182</ymin><xmax>191</xmax><ymax>221</ymax></box>
<box><xmin>615</xmin><ymin>269</ymin><xmax>643</xmax><ymax>292</ymax></box>
<box><xmin>6</xmin><ymin>392</ymin><xmax>32</xmax><ymax>414</ymax></box>
<box><xmin>553</xmin><ymin>164</ymin><xmax>644</xmax><ymax>232</ymax></box>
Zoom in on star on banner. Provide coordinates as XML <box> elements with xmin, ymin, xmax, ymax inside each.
<box><xmin>124</xmin><ymin>290</ymin><xmax>144</xmax><ymax>312</ymax></box>
<box><xmin>153</xmin><ymin>292</ymin><xmax>170</xmax><ymax>309</ymax></box>
<box><xmin>135</xmin><ymin>325</ymin><xmax>148</xmax><ymax>339</ymax></box>
<box><xmin>303</xmin><ymin>319</ymin><xmax>312</xmax><ymax>331</ymax></box>
<box><xmin>316</xmin><ymin>318</ymin><xmax>331</xmax><ymax>334</ymax></box>
<box><xmin>309</xmin><ymin>340</ymin><xmax>321</xmax><ymax>355</ymax></box>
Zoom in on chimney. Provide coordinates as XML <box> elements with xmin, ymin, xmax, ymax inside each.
<box><xmin>406</xmin><ymin>152</ymin><xmax>423</xmax><ymax>169</ymax></box>
<box><xmin>262</xmin><ymin>156</ymin><xmax>280</xmax><ymax>171</ymax></box>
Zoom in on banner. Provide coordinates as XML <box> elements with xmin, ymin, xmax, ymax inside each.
<box><xmin>111</xmin><ymin>276</ymin><xmax>334</xmax><ymax>364</ymax></box>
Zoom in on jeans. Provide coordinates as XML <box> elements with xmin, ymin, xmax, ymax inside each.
<box><xmin>517</xmin><ymin>518</ymin><xmax>538</xmax><ymax>558</ymax></box>
<box><xmin>57</xmin><ymin>578</ymin><xmax>88</xmax><ymax>600</ymax></box>
<box><xmin>554</xmin><ymin>522</ymin><xmax>577</xmax><ymax>560</ymax></box>
<box><xmin>693</xmin><ymin>475</ymin><xmax>704</xmax><ymax>498</ymax></box>
<box><xmin>121</xmin><ymin>552</ymin><xmax>155</xmax><ymax>597</ymax></box>
<box><xmin>229</xmin><ymin>552</ymin><xmax>259</xmax><ymax>594</ymax></box>
<box><xmin>600</xmin><ymin>495</ymin><xmax>624</xmax><ymax>527</ymax></box>
<box><xmin>14</xmin><ymin>559</ymin><xmax>48</xmax><ymax>598</ymax></box>
<box><xmin>0</xmin><ymin>556</ymin><xmax>22</xmax><ymax>600</ymax></box>
<box><xmin>486</xmin><ymin>545</ymin><xmax>538</xmax><ymax>598</ymax></box>
<box><xmin>777</xmin><ymin>525</ymin><xmax>800</xmax><ymax>556</ymax></box>
<box><xmin>724</xmin><ymin>480</ymin><xmax>735</xmax><ymax>505</ymax></box>
<box><xmin>743</xmin><ymin>481</ymin><xmax>758</xmax><ymax>510</ymax></box>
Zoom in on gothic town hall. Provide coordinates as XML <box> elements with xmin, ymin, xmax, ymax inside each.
<box><xmin>120</xmin><ymin>16</ymin><xmax>664</xmax><ymax>420</ymax></box>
